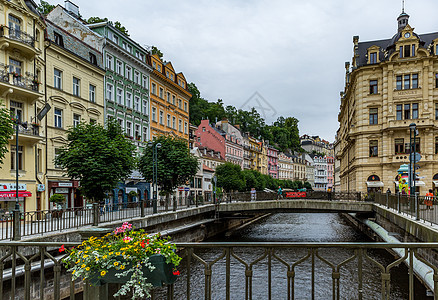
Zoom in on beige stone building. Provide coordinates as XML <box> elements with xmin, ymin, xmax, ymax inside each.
<box><xmin>0</xmin><ymin>0</ymin><xmax>46</xmax><ymax>212</ymax></box>
<box><xmin>337</xmin><ymin>10</ymin><xmax>438</xmax><ymax>194</ymax></box>
<box><xmin>278</xmin><ymin>152</ymin><xmax>293</xmax><ymax>181</ymax></box>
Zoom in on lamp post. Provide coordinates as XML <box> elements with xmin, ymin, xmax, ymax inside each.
<box><xmin>409</xmin><ymin>123</ymin><xmax>419</xmax><ymax>220</ymax></box>
<box><xmin>148</xmin><ymin>142</ymin><xmax>161</xmax><ymax>214</ymax></box>
<box><xmin>213</xmin><ymin>175</ymin><xmax>217</xmax><ymax>204</ymax></box>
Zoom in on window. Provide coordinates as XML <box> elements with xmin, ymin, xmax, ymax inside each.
<box><xmin>106</xmin><ymin>83</ymin><xmax>114</xmax><ymax>101</ymax></box>
<box><xmin>178</xmin><ymin>99</ymin><xmax>182</xmax><ymax>109</ymax></box>
<box><xmin>54</xmin><ymin>68</ymin><xmax>62</xmax><ymax>89</ymax></box>
<box><xmin>411</xmin><ymin>138</ymin><xmax>421</xmax><ymax>153</ymax></box>
<box><xmin>167</xmin><ymin>114</ymin><xmax>171</xmax><ymax>127</ymax></box>
<box><xmin>142</xmin><ymin>76</ymin><xmax>148</xmax><ymax>88</ymax></box>
<box><xmin>166</xmin><ymin>71</ymin><xmax>169</xmax><ymax>78</ymax></box>
<box><xmin>106</xmin><ymin>54</ymin><xmax>113</xmax><ymax>70</ymax></box>
<box><xmin>135</xmin><ymin>124</ymin><xmax>140</xmax><ymax>139</ymax></box>
<box><xmin>117</xmin><ymin>118</ymin><xmax>124</xmax><ymax>129</ymax></box>
<box><xmin>54</xmin><ymin>32</ymin><xmax>64</xmax><ymax>47</ymax></box>
<box><xmin>73</xmin><ymin>114</ymin><xmax>81</xmax><ymax>127</ymax></box>
<box><xmin>412</xmin><ymin>73</ymin><xmax>418</xmax><ymax>89</ymax></box>
<box><xmin>436</xmin><ymin>137</ymin><xmax>438</xmax><ymax>155</ymax></box>
<box><xmin>179</xmin><ymin>119</ymin><xmax>182</xmax><ymax>132</ymax></box>
<box><xmin>134</xmin><ymin>96</ymin><xmax>140</xmax><ymax>111</ymax></box>
<box><xmin>369</xmin><ymin>140</ymin><xmax>378</xmax><ymax>157</ymax></box>
<box><xmin>126</xmin><ymin>66</ymin><xmax>132</xmax><ymax>80</ymax></box>
<box><xmin>89</xmin><ymin>84</ymin><xmax>96</xmax><ymax>102</ymax></box>
<box><xmin>172</xmin><ymin>116</ymin><xmax>176</xmax><ymax>129</ymax></box>
<box><xmin>159</xmin><ymin>88</ymin><xmax>163</xmax><ymax>98</ymax></box>
<box><xmin>404</xmin><ymin>75</ymin><xmax>410</xmax><ymax>89</ymax></box>
<box><xmin>184</xmin><ymin>122</ymin><xmax>188</xmax><ymax>134</ymax></box>
<box><xmin>157</xmin><ymin>65</ymin><xmax>161</xmax><ymax>72</ymax></box>
<box><xmin>370</xmin><ymin>52</ymin><xmax>377</xmax><ymax>64</ymax></box>
<box><xmin>113</xmin><ymin>35</ymin><xmax>119</xmax><ymax>44</ymax></box>
<box><xmin>395</xmin><ymin>138</ymin><xmax>404</xmax><ymax>154</ymax></box>
<box><xmin>116</xmin><ymin>87</ymin><xmax>123</xmax><ymax>105</ymax></box>
<box><xmin>369</xmin><ymin>108</ymin><xmax>378</xmax><ymax>125</ymax></box>
<box><xmin>116</xmin><ymin>60</ymin><xmax>123</xmax><ymax>75</ymax></box>
<box><xmin>153</xmin><ymin>61</ymin><xmax>156</xmax><ymax>69</ymax></box>
<box><xmin>72</xmin><ymin>77</ymin><xmax>80</xmax><ymax>96</ymax></box>
<box><xmin>184</xmin><ymin>102</ymin><xmax>187</xmax><ymax>112</ymax></box>
<box><xmin>142</xmin><ymin>99</ymin><xmax>148</xmax><ymax>115</ymax></box>
<box><xmin>126</xmin><ymin>121</ymin><xmax>132</xmax><ymax>137</ymax></box>
<box><xmin>436</xmin><ymin>74</ymin><xmax>438</xmax><ymax>88</ymax></box>
<box><xmin>396</xmin><ymin>105</ymin><xmax>402</xmax><ymax>120</ymax></box>
<box><xmin>9</xmin><ymin>100</ymin><xmax>23</xmax><ymax>122</ymax></box>
<box><xmin>37</xmin><ymin>148</ymin><xmax>42</xmax><ymax>173</ymax></box>
<box><xmin>10</xmin><ymin>145</ymin><xmax>23</xmax><ymax>170</ymax></box>
<box><xmin>396</xmin><ymin>75</ymin><xmax>402</xmax><ymax>90</ymax></box>
<box><xmin>412</xmin><ymin>44</ymin><xmax>416</xmax><ymax>56</ymax></box>
<box><xmin>90</xmin><ymin>119</ymin><xmax>96</xmax><ymax>124</ymax></box>
<box><xmin>54</xmin><ymin>108</ymin><xmax>62</xmax><ymax>128</ymax></box>
<box><xmin>412</xmin><ymin>103</ymin><xmax>418</xmax><ymax>119</ymax></box>
<box><xmin>152</xmin><ymin>107</ymin><xmax>157</xmax><ymax>122</ymax></box>
<box><xmin>134</xmin><ymin>71</ymin><xmax>140</xmax><ymax>84</ymax></box>
<box><xmin>126</xmin><ymin>91</ymin><xmax>132</xmax><ymax>108</ymax></box>
<box><xmin>159</xmin><ymin>111</ymin><xmax>163</xmax><ymax>124</ymax></box>
<box><xmin>436</xmin><ymin>45</ymin><xmax>438</xmax><ymax>56</ymax></box>
<box><xmin>8</xmin><ymin>15</ymin><xmax>21</xmax><ymax>36</ymax></box>
<box><xmin>369</xmin><ymin>80</ymin><xmax>378</xmax><ymax>94</ymax></box>
<box><xmin>404</xmin><ymin>45</ymin><xmax>411</xmax><ymax>57</ymax></box>
<box><xmin>404</xmin><ymin>104</ymin><xmax>410</xmax><ymax>119</ymax></box>
<box><xmin>143</xmin><ymin>127</ymin><xmax>148</xmax><ymax>142</ymax></box>
<box><xmin>151</xmin><ymin>83</ymin><xmax>156</xmax><ymax>95</ymax></box>
<box><xmin>127</xmin><ymin>44</ymin><xmax>132</xmax><ymax>53</ymax></box>
<box><xmin>172</xmin><ymin>95</ymin><xmax>176</xmax><ymax>105</ymax></box>
<box><xmin>122</xmin><ymin>41</ymin><xmax>127</xmax><ymax>49</ymax></box>
<box><xmin>167</xmin><ymin>92</ymin><xmax>170</xmax><ymax>102</ymax></box>
<box><xmin>89</xmin><ymin>53</ymin><xmax>97</xmax><ymax>65</ymax></box>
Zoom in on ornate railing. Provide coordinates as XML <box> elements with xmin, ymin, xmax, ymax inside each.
<box><xmin>0</xmin><ymin>72</ymin><xmax>39</xmax><ymax>92</ymax></box>
<box><xmin>0</xmin><ymin>26</ymin><xmax>35</xmax><ymax>47</ymax></box>
<box><xmin>0</xmin><ymin>242</ymin><xmax>436</xmax><ymax>299</ymax></box>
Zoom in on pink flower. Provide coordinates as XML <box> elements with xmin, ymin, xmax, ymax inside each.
<box><xmin>123</xmin><ymin>236</ymin><xmax>133</xmax><ymax>243</ymax></box>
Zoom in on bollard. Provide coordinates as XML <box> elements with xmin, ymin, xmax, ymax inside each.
<box><xmin>140</xmin><ymin>199</ymin><xmax>145</xmax><ymax>217</ymax></box>
<box><xmin>92</xmin><ymin>203</ymin><xmax>99</xmax><ymax>226</ymax></box>
<box><xmin>12</xmin><ymin>209</ymin><xmax>21</xmax><ymax>241</ymax></box>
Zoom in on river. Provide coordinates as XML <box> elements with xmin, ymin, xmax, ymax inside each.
<box><xmin>166</xmin><ymin>213</ymin><xmax>431</xmax><ymax>299</ymax></box>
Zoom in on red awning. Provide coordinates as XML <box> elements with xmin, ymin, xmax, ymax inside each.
<box><xmin>0</xmin><ymin>191</ymin><xmax>32</xmax><ymax>198</ymax></box>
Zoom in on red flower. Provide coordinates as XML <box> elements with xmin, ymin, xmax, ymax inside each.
<box><xmin>59</xmin><ymin>244</ymin><xmax>65</xmax><ymax>253</ymax></box>
<box><xmin>172</xmin><ymin>269</ymin><xmax>180</xmax><ymax>276</ymax></box>
<box><xmin>140</xmin><ymin>240</ymin><xmax>145</xmax><ymax>248</ymax></box>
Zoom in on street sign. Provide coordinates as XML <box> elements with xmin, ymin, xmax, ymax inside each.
<box><xmin>184</xmin><ymin>187</ymin><xmax>190</xmax><ymax>192</ymax></box>
<box><xmin>37</xmin><ymin>103</ymin><xmax>51</xmax><ymax>121</ymax></box>
<box><xmin>178</xmin><ymin>187</ymin><xmax>184</xmax><ymax>191</ymax></box>
<box><xmin>409</xmin><ymin>152</ymin><xmax>421</xmax><ymax>162</ymax></box>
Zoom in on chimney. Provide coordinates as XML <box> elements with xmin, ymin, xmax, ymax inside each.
<box><xmin>65</xmin><ymin>0</ymin><xmax>79</xmax><ymax>18</ymax></box>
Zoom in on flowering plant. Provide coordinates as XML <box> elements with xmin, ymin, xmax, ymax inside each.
<box><xmin>63</xmin><ymin>222</ymin><xmax>181</xmax><ymax>299</ymax></box>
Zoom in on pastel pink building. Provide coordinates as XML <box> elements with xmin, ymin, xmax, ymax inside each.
<box><xmin>267</xmin><ymin>145</ymin><xmax>278</xmax><ymax>178</ymax></box>
<box><xmin>326</xmin><ymin>156</ymin><xmax>334</xmax><ymax>190</ymax></box>
<box><xmin>195</xmin><ymin>120</ymin><xmax>225</xmax><ymax>159</ymax></box>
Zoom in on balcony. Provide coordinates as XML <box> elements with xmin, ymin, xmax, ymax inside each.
<box><xmin>0</xmin><ymin>72</ymin><xmax>41</xmax><ymax>101</ymax></box>
<box><xmin>0</xmin><ymin>26</ymin><xmax>39</xmax><ymax>58</ymax></box>
<box><xmin>11</xmin><ymin>123</ymin><xmax>43</xmax><ymax>144</ymax></box>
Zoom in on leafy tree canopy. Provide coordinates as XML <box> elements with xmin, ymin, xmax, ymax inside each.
<box><xmin>0</xmin><ymin>102</ymin><xmax>14</xmax><ymax>167</ymax></box>
<box><xmin>138</xmin><ymin>136</ymin><xmax>198</xmax><ymax>195</ymax></box>
<box><xmin>215</xmin><ymin>163</ymin><xmax>245</xmax><ymax>193</ymax></box>
<box><xmin>37</xmin><ymin>0</ymin><xmax>55</xmax><ymax>15</ymax></box>
<box><xmin>55</xmin><ymin>119</ymin><xmax>136</xmax><ymax>203</ymax></box>
<box><xmin>86</xmin><ymin>17</ymin><xmax>129</xmax><ymax>36</ymax></box>
<box><xmin>151</xmin><ymin>46</ymin><xmax>163</xmax><ymax>59</ymax></box>
<box><xmin>114</xmin><ymin>21</ymin><xmax>129</xmax><ymax>36</ymax></box>
<box><xmin>87</xmin><ymin>16</ymin><xmax>108</xmax><ymax>24</ymax></box>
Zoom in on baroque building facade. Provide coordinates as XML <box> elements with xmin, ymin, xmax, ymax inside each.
<box><xmin>337</xmin><ymin>10</ymin><xmax>438</xmax><ymax>194</ymax></box>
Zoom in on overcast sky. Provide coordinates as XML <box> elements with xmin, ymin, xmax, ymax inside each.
<box><xmin>47</xmin><ymin>0</ymin><xmax>438</xmax><ymax>141</ymax></box>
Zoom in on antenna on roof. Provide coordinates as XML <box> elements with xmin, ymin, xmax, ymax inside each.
<box><xmin>402</xmin><ymin>0</ymin><xmax>405</xmax><ymax>12</ymax></box>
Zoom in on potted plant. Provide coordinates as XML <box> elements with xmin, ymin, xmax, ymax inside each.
<box><xmin>49</xmin><ymin>193</ymin><xmax>65</xmax><ymax>218</ymax></box>
<box><xmin>63</xmin><ymin>222</ymin><xmax>181</xmax><ymax>299</ymax></box>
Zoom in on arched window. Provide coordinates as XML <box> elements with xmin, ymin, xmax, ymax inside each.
<box><xmin>433</xmin><ymin>174</ymin><xmax>438</xmax><ymax>180</ymax></box>
<box><xmin>8</xmin><ymin>15</ymin><xmax>21</xmax><ymax>37</ymax></box>
<box><xmin>367</xmin><ymin>175</ymin><xmax>380</xmax><ymax>181</ymax></box>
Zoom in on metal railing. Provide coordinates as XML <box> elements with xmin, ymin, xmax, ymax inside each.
<box><xmin>0</xmin><ymin>26</ymin><xmax>35</xmax><ymax>47</ymax></box>
<box><xmin>0</xmin><ymin>72</ymin><xmax>39</xmax><ymax>92</ymax></box>
<box><xmin>0</xmin><ymin>241</ymin><xmax>437</xmax><ymax>300</ymax></box>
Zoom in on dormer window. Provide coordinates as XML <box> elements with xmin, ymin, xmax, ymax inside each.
<box><xmin>369</xmin><ymin>52</ymin><xmax>377</xmax><ymax>64</ymax></box>
<box><xmin>54</xmin><ymin>32</ymin><xmax>64</xmax><ymax>47</ymax></box>
<box><xmin>404</xmin><ymin>45</ymin><xmax>411</xmax><ymax>57</ymax></box>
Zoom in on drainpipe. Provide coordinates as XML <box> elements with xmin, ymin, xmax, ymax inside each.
<box><xmin>44</xmin><ymin>39</ymin><xmax>52</xmax><ymax>208</ymax></box>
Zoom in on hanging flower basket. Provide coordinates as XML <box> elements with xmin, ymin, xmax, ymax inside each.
<box><xmin>62</xmin><ymin>222</ymin><xmax>181</xmax><ymax>299</ymax></box>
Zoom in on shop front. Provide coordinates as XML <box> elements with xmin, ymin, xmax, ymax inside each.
<box><xmin>366</xmin><ymin>175</ymin><xmax>383</xmax><ymax>193</ymax></box>
<box><xmin>0</xmin><ymin>183</ymin><xmax>32</xmax><ymax>212</ymax></box>
<box><xmin>48</xmin><ymin>181</ymin><xmax>81</xmax><ymax>209</ymax></box>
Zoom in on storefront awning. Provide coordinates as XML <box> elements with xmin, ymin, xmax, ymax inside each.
<box><xmin>433</xmin><ymin>181</ymin><xmax>438</xmax><ymax>186</ymax></box>
<box><xmin>366</xmin><ymin>181</ymin><xmax>384</xmax><ymax>187</ymax></box>
<box><xmin>414</xmin><ymin>181</ymin><xmax>425</xmax><ymax>187</ymax></box>
<box><xmin>0</xmin><ymin>191</ymin><xmax>32</xmax><ymax>198</ymax></box>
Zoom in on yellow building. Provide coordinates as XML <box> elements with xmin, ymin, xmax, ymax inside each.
<box><xmin>0</xmin><ymin>0</ymin><xmax>46</xmax><ymax>212</ymax></box>
<box><xmin>148</xmin><ymin>54</ymin><xmax>190</xmax><ymax>141</ymax></box>
<box><xmin>337</xmin><ymin>10</ymin><xmax>438</xmax><ymax>194</ymax></box>
<box><xmin>45</xmin><ymin>7</ymin><xmax>105</xmax><ymax>208</ymax></box>
<box><xmin>259</xmin><ymin>142</ymin><xmax>268</xmax><ymax>175</ymax></box>
<box><xmin>248</xmin><ymin>136</ymin><xmax>261</xmax><ymax>170</ymax></box>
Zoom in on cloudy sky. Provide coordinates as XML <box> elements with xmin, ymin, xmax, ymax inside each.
<box><xmin>47</xmin><ymin>0</ymin><xmax>438</xmax><ymax>141</ymax></box>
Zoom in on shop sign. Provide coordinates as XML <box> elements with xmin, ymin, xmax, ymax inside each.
<box><xmin>37</xmin><ymin>184</ymin><xmax>45</xmax><ymax>192</ymax></box>
<box><xmin>0</xmin><ymin>183</ymin><xmax>26</xmax><ymax>191</ymax></box>
<box><xmin>58</xmin><ymin>182</ymin><xmax>73</xmax><ymax>187</ymax></box>
<box><xmin>184</xmin><ymin>187</ymin><xmax>190</xmax><ymax>192</ymax></box>
<box><xmin>55</xmin><ymin>188</ymin><xmax>69</xmax><ymax>194</ymax></box>
<box><xmin>125</xmin><ymin>187</ymin><xmax>137</xmax><ymax>193</ymax></box>
<box><xmin>178</xmin><ymin>187</ymin><xmax>184</xmax><ymax>191</ymax></box>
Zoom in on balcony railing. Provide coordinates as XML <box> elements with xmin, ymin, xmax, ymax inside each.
<box><xmin>0</xmin><ymin>72</ymin><xmax>39</xmax><ymax>92</ymax></box>
<box><xmin>17</xmin><ymin>123</ymin><xmax>40</xmax><ymax>136</ymax></box>
<box><xmin>0</xmin><ymin>26</ymin><xmax>35</xmax><ymax>47</ymax></box>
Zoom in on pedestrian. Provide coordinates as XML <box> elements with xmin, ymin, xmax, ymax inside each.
<box><xmin>250</xmin><ymin>188</ymin><xmax>256</xmax><ymax>201</ymax></box>
<box><xmin>425</xmin><ymin>189</ymin><xmax>434</xmax><ymax>210</ymax></box>
<box><xmin>386</xmin><ymin>188</ymin><xmax>391</xmax><ymax>194</ymax></box>
<box><xmin>327</xmin><ymin>187</ymin><xmax>332</xmax><ymax>201</ymax></box>
<box><xmin>277</xmin><ymin>186</ymin><xmax>283</xmax><ymax>200</ymax></box>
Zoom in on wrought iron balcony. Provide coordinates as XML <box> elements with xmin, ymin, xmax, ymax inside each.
<box><xmin>0</xmin><ymin>72</ymin><xmax>40</xmax><ymax>97</ymax></box>
<box><xmin>0</xmin><ymin>26</ymin><xmax>37</xmax><ymax>57</ymax></box>
<box><xmin>2</xmin><ymin>27</ymin><xmax>35</xmax><ymax>47</ymax></box>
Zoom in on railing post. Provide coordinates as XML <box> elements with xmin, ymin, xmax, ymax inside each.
<box><xmin>415</xmin><ymin>192</ymin><xmax>419</xmax><ymax>221</ymax></box>
<box><xmin>84</xmin><ymin>280</ymin><xmax>108</xmax><ymax>300</ymax></box>
<box><xmin>12</xmin><ymin>210</ymin><xmax>21</xmax><ymax>241</ymax></box>
<box><xmin>140</xmin><ymin>199</ymin><xmax>145</xmax><ymax>217</ymax></box>
<box><xmin>173</xmin><ymin>196</ymin><xmax>177</xmax><ymax>212</ymax></box>
<box><xmin>92</xmin><ymin>203</ymin><xmax>99</xmax><ymax>226</ymax></box>
<box><xmin>397</xmin><ymin>192</ymin><xmax>401</xmax><ymax>213</ymax></box>
<box><xmin>386</xmin><ymin>192</ymin><xmax>389</xmax><ymax>208</ymax></box>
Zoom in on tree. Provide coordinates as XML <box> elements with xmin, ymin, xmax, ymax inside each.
<box><xmin>151</xmin><ymin>46</ymin><xmax>163</xmax><ymax>59</ymax></box>
<box><xmin>87</xmin><ymin>17</ymin><xmax>108</xmax><ymax>24</ymax></box>
<box><xmin>114</xmin><ymin>21</ymin><xmax>129</xmax><ymax>36</ymax></box>
<box><xmin>37</xmin><ymin>0</ymin><xmax>55</xmax><ymax>15</ymax></box>
<box><xmin>215</xmin><ymin>163</ymin><xmax>245</xmax><ymax>193</ymax></box>
<box><xmin>55</xmin><ymin>119</ymin><xmax>136</xmax><ymax>203</ymax></box>
<box><xmin>138</xmin><ymin>136</ymin><xmax>198</xmax><ymax>206</ymax></box>
<box><xmin>0</xmin><ymin>103</ymin><xmax>13</xmax><ymax>167</ymax></box>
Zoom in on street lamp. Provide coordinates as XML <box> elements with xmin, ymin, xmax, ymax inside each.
<box><xmin>213</xmin><ymin>175</ymin><xmax>217</xmax><ymax>204</ymax></box>
<box><xmin>148</xmin><ymin>141</ymin><xmax>161</xmax><ymax>214</ymax></box>
<box><xmin>409</xmin><ymin>123</ymin><xmax>417</xmax><ymax>195</ymax></box>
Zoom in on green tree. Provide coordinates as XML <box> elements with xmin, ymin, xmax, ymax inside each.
<box><xmin>0</xmin><ymin>103</ymin><xmax>13</xmax><ymax>167</ymax></box>
<box><xmin>303</xmin><ymin>181</ymin><xmax>312</xmax><ymax>190</ymax></box>
<box><xmin>87</xmin><ymin>16</ymin><xmax>108</xmax><ymax>24</ymax></box>
<box><xmin>138</xmin><ymin>136</ymin><xmax>198</xmax><ymax>206</ymax></box>
<box><xmin>37</xmin><ymin>0</ymin><xmax>55</xmax><ymax>15</ymax></box>
<box><xmin>215</xmin><ymin>163</ymin><xmax>245</xmax><ymax>193</ymax></box>
<box><xmin>151</xmin><ymin>46</ymin><xmax>163</xmax><ymax>59</ymax></box>
<box><xmin>55</xmin><ymin>119</ymin><xmax>136</xmax><ymax>203</ymax></box>
<box><xmin>114</xmin><ymin>21</ymin><xmax>129</xmax><ymax>36</ymax></box>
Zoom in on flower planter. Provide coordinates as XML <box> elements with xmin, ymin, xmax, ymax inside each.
<box><xmin>88</xmin><ymin>254</ymin><xmax>177</xmax><ymax>287</ymax></box>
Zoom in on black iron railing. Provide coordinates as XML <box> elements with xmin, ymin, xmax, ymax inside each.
<box><xmin>0</xmin><ymin>242</ymin><xmax>436</xmax><ymax>300</ymax></box>
<box><xmin>0</xmin><ymin>26</ymin><xmax>35</xmax><ymax>47</ymax></box>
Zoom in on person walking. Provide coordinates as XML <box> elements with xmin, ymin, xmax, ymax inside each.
<box><xmin>277</xmin><ymin>186</ymin><xmax>283</xmax><ymax>200</ymax></box>
<box><xmin>425</xmin><ymin>189</ymin><xmax>434</xmax><ymax>210</ymax></box>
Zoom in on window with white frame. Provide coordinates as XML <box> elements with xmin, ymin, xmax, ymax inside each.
<box><xmin>152</xmin><ymin>107</ymin><xmax>156</xmax><ymax>122</ymax></box>
<box><xmin>159</xmin><ymin>87</ymin><xmax>163</xmax><ymax>98</ymax></box>
<box><xmin>106</xmin><ymin>83</ymin><xmax>114</xmax><ymax>101</ymax></box>
<box><xmin>9</xmin><ymin>100</ymin><xmax>23</xmax><ymax>122</ymax></box>
<box><xmin>143</xmin><ymin>127</ymin><xmax>148</xmax><ymax>141</ymax></box>
<box><xmin>122</xmin><ymin>41</ymin><xmax>126</xmax><ymax>49</ymax></box>
<box><xmin>184</xmin><ymin>122</ymin><xmax>188</xmax><ymax>134</ymax></box>
<box><xmin>167</xmin><ymin>114</ymin><xmax>171</xmax><ymax>127</ymax></box>
<box><xmin>54</xmin><ymin>108</ymin><xmax>62</xmax><ymax>128</ymax></box>
<box><xmin>106</xmin><ymin>54</ymin><xmax>113</xmax><ymax>70</ymax></box>
<box><xmin>152</xmin><ymin>83</ymin><xmax>156</xmax><ymax>95</ymax></box>
<box><xmin>126</xmin><ymin>121</ymin><xmax>132</xmax><ymax>137</ymax></box>
<box><xmin>178</xmin><ymin>99</ymin><xmax>182</xmax><ymax>109</ymax></box>
<box><xmin>89</xmin><ymin>84</ymin><xmax>96</xmax><ymax>102</ymax></box>
<box><xmin>172</xmin><ymin>116</ymin><xmax>176</xmax><ymax>129</ymax></box>
<box><xmin>172</xmin><ymin>95</ymin><xmax>175</xmax><ymax>105</ymax></box>
<box><xmin>184</xmin><ymin>102</ymin><xmax>187</xmax><ymax>112</ymax></box>
<box><xmin>116</xmin><ymin>87</ymin><xmax>123</xmax><ymax>105</ymax></box>
<box><xmin>134</xmin><ymin>71</ymin><xmax>140</xmax><ymax>84</ymax></box>
<box><xmin>179</xmin><ymin>119</ymin><xmax>182</xmax><ymax>132</ymax></box>
<box><xmin>113</xmin><ymin>35</ymin><xmax>119</xmax><ymax>45</ymax></box>
<box><xmin>73</xmin><ymin>77</ymin><xmax>80</xmax><ymax>96</ymax></box>
<box><xmin>134</xmin><ymin>96</ymin><xmax>140</xmax><ymax>111</ymax></box>
<box><xmin>167</xmin><ymin>92</ymin><xmax>170</xmax><ymax>102</ymax></box>
<box><xmin>116</xmin><ymin>60</ymin><xmax>123</xmax><ymax>75</ymax></box>
<box><xmin>142</xmin><ymin>76</ymin><xmax>148</xmax><ymax>89</ymax></box>
<box><xmin>126</xmin><ymin>66</ymin><xmax>132</xmax><ymax>80</ymax></box>
<box><xmin>135</xmin><ymin>124</ymin><xmax>140</xmax><ymax>140</ymax></box>
<box><xmin>73</xmin><ymin>114</ymin><xmax>81</xmax><ymax>127</ymax></box>
<box><xmin>117</xmin><ymin>118</ymin><xmax>124</xmax><ymax>129</ymax></box>
<box><xmin>142</xmin><ymin>99</ymin><xmax>148</xmax><ymax>115</ymax></box>
<box><xmin>127</xmin><ymin>44</ymin><xmax>132</xmax><ymax>53</ymax></box>
<box><xmin>54</xmin><ymin>68</ymin><xmax>62</xmax><ymax>89</ymax></box>
<box><xmin>159</xmin><ymin>110</ymin><xmax>163</xmax><ymax>124</ymax></box>
<box><xmin>126</xmin><ymin>91</ymin><xmax>132</xmax><ymax>108</ymax></box>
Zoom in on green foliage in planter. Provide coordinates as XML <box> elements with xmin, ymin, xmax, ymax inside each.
<box><xmin>49</xmin><ymin>193</ymin><xmax>65</xmax><ymax>204</ymax></box>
